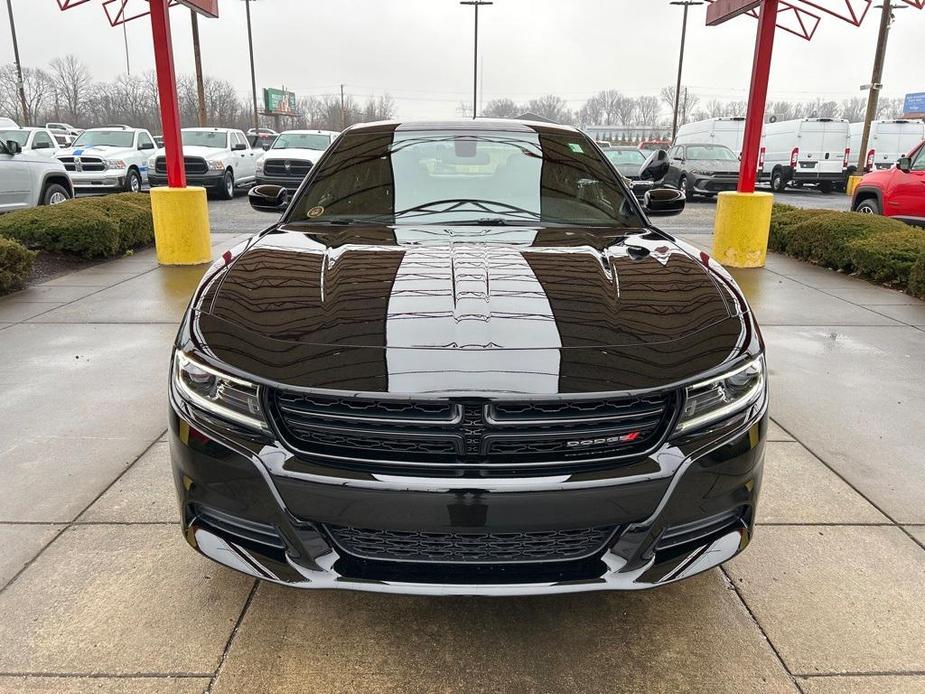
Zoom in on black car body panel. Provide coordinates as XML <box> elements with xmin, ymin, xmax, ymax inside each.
<box><xmin>169</xmin><ymin>120</ymin><xmax>767</xmax><ymax>594</ymax></box>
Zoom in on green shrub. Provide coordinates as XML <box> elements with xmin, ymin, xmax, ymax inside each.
<box><xmin>0</xmin><ymin>195</ymin><xmax>153</xmax><ymax>258</ymax></box>
<box><xmin>785</xmin><ymin>212</ymin><xmax>910</xmax><ymax>272</ymax></box>
<box><xmin>0</xmin><ymin>236</ymin><xmax>36</xmax><ymax>295</ymax></box>
<box><xmin>848</xmin><ymin>231</ymin><xmax>925</xmax><ymax>285</ymax></box>
<box><xmin>909</xmin><ymin>254</ymin><xmax>925</xmax><ymax>299</ymax></box>
<box><xmin>768</xmin><ymin>204</ymin><xmax>832</xmax><ymax>253</ymax></box>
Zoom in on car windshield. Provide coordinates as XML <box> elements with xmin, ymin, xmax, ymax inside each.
<box><xmin>273</xmin><ymin>133</ymin><xmax>332</xmax><ymax>150</ymax></box>
<box><xmin>0</xmin><ymin>130</ymin><xmax>29</xmax><ymax>146</ymax></box>
<box><xmin>686</xmin><ymin>145</ymin><xmax>739</xmax><ymax>161</ymax></box>
<box><xmin>182</xmin><ymin>131</ymin><xmax>229</xmax><ymax>148</ymax></box>
<box><xmin>606</xmin><ymin>149</ymin><xmax>647</xmax><ymax>165</ymax></box>
<box><xmin>71</xmin><ymin>130</ymin><xmax>134</xmax><ymax>148</ymax></box>
<box><xmin>290</xmin><ymin>128</ymin><xmax>641</xmax><ymax>227</ymax></box>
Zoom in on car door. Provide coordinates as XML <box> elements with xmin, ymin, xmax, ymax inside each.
<box><xmin>236</xmin><ymin>131</ymin><xmax>256</xmax><ymax>182</ymax></box>
<box><xmin>667</xmin><ymin>146</ymin><xmax>684</xmax><ymax>185</ymax></box>
<box><xmin>887</xmin><ymin>143</ymin><xmax>925</xmax><ymax>221</ymax></box>
<box><xmin>31</xmin><ymin>130</ymin><xmax>58</xmax><ymax>158</ymax></box>
<box><xmin>136</xmin><ymin>131</ymin><xmax>156</xmax><ymax>182</ymax></box>
<box><xmin>0</xmin><ymin>146</ymin><xmax>34</xmax><ymax>212</ymax></box>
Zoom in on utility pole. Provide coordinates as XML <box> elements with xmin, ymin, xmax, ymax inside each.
<box><xmin>460</xmin><ymin>0</ymin><xmax>492</xmax><ymax>120</ymax></box>
<box><xmin>122</xmin><ymin>20</ymin><xmax>131</xmax><ymax>75</ymax></box>
<box><xmin>856</xmin><ymin>0</ymin><xmax>896</xmax><ymax>173</ymax></box>
<box><xmin>243</xmin><ymin>0</ymin><xmax>259</xmax><ymax>130</ymax></box>
<box><xmin>670</xmin><ymin>1</ymin><xmax>704</xmax><ymax>141</ymax></box>
<box><xmin>5</xmin><ymin>0</ymin><xmax>30</xmax><ymax>126</ymax></box>
<box><xmin>340</xmin><ymin>84</ymin><xmax>346</xmax><ymax>129</ymax></box>
<box><xmin>191</xmin><ymin>10</ymin><xmax>207</xmax><ymax>126</ymax></box>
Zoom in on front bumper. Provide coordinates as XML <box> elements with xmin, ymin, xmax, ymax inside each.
<box><xmin>69</xmin><ymin>170</ymin><xmax>127</xmax><ymax>193</ymax></box>
<box><xmin>691</xmin><ymin>175</ymin><xmax>740</xmax><ymax>195</ymax></box>
<box><xmin>169</xmin><ymin>393</ymin><xmax>767</xmax><ymax>595</ymax></box>
<box><xmin>792</xmin><ymin>167</ymin><xmax>846</xmax><ymax>183</ymax></box>
<box><xmin>149</xmin><ymin>171</ymin><xmax>225</xmax><ymax>190</ymax></box>
<box><xmin>256</xmin><ymin>174</ymin><xmax>306</xmax><ymax>191</ymax></box>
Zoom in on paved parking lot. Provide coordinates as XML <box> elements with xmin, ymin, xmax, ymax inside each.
<box><xmin>1</xmin><ymin>193</ymin><xmax>923</xmax><ymax>694</ymax></box>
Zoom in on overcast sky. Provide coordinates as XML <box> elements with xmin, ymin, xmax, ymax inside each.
<box><xmin>2</xmin><ymin>0</ymin><xmax>923</xmax><ymax>119</ymax></box>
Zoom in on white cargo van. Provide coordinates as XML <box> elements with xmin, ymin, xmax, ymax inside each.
<box><xmin>847</xmin><ymin>119</ymin><xmax>925</xmax><ymax>175</ymax></box>
<box><xmin>674</xmin><ymin>117</ymin><xmax>746</xmax><ymax>154</ymax></box>
<box><xmin>759</xmin><ymin>118</ymin><xmax>850</xmax><ymax>194</ymax></box>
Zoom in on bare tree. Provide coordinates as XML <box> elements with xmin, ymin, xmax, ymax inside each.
<box><xmin>659</xmin><ymin>85</ymin><xmax>699</xmax><ymax>126</ymax></box>
<box><xmin>632</xmin><ymin>96</ymin><xmax>663</xmax><ymax>127</ymax></box>
<box><xmin>525</xmin><ymin>94</ymin><xmax>572</xmax><ymax>124</ymax></box>
<box><xmin>840</xmin><ymin>97</ymin><xmax>866</xmax><ymax>122</ymax></box>
<box><xmin>50</xmin><ymin>55</ymin><xmax>92</xmax><ymax>124</ymax></box>
<box><xmin>482</xmin><ymin>98</ymin><xmax>521</xmax><ymax>119</ymax></box>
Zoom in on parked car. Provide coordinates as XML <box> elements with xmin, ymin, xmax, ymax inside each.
<box><xmin>847</xmin><ymin>119</ymin><xmax>925</xmax><ymax>176</ymax></box>
<box><xmin>45</xmin><ymin>122</ymin><xmax>82</xmax><ymax>138</ymax></box>
<box><xmin>851</xmin><ymin>139</ymin><xmax>925</xmax><ymax>225</ymax></box>
<box><xmin>639</xmin><ymin>139</ymin><xmax>670</xmax><ymax>152</ymax></box>
<box><xmin>52</xmin><ymin>132</ymin><xmax>76</xmax><ymax>148</ymax></box>
<box><xmin>256</xmin><ymin>129</ymin><xmax>338</xmax><ymax>191</ymax></box>
<box><xmin>759</xmin><ymin>117</ymin><xmax>850</xmax><ymax>194</ymax></box>
<box><xmin>56</xmin><ymin>126</ymin><xmax>156</xmax><ymax>194</ymax></box>
<box><xmin>0</xmin><ymin>127</ymin><xmax>60</xmax><ymax>158</ymax></box>
<box><xmin>664</xmin><ymin>143</ymin><xmax>741</xmax><ymax>200</ymax></box>
<box><xmin>0</xmin><ymin>137</ymin><xmax>73</xmax><ymax>212</ymax></box>
<box><xmin>153</xmin><ymin>135</ymin><xmax>164</xmax><ymax>148</ymax></box>
<box><xmin>148</xmin><ymin>127</ymin><xmax>260</xmax><ymax>199</ymax></box>
<box><xmin>604</xmin><ymin>146</ymin><xmax>656</xmax><ymax>200</ymax></box>
<box><xmin>247</xmin><ymin>127</ymin><xmax>279</xmax><ymax>137</ymax></box>
<box><xmin>169</xmin><ymin>119</ymin><xmax>767</xmax><ymax>595</ymax></box>
<box><xmin>674</xmin><ymin>117</ymin><xmax>746</xmax><ymax>156</ymax></box>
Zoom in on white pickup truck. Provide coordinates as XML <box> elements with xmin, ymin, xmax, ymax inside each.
<box><xmin>0</xmin><ymin>137</ymin><xmax>73</xmax><ymax>213</ymax></box>
<box><xmin>256</xmin><ymin>129</ymin><xmax>338</xmax><ymax>191</ymax></box>
<box><xmin>56</xmin><ymin>126</ymin><xmax>156</xmax><ymax>194</ymax></box>
<box><xmin>147</xmin><ymin>127</ymin><xmax>262</xmax><ymax>199</ymax></box>
<box><xmin>0</xmin><ymin>127</ymin><xmax>60</xmax><ymax>158</ymax></box>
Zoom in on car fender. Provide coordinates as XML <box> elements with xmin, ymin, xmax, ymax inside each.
<box><xmin>851</xmin><ymin>184</ymin><xmax>883</xmax><ymax>211</ymax></box>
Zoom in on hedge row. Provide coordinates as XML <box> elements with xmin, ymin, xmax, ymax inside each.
<box><xmin>0</xmin><ymin>193</ymin><xmax>154</xmax><ymax>259</ymax></box>
<box><xmin>0</xmin><ymin>236</ymin><xmax>35</xmax><ymax>295</ymax></box>
<box><xmin>770</xmin><ymin>204</ymin><xmax>925</xmax><ymax>299</ymax></box>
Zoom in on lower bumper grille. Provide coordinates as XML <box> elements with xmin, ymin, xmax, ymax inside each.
<box><xmin>326</xmin><ymin>525</ymin><xmax>617</xmax><ymax>564</ymax></box>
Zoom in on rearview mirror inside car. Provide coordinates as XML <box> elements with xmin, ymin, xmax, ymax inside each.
<box><xmin>643</xmin><ymin>187</ymin><xmax>686</xmax><ymax>217</ymax></box>
<box><xmin>639</xmin><ymin>149</ymin><xmax>669</xmax><ymax>182</ymax></box>
<box><xmin>248</xmin><ymin>184</ymin><xmax>289</xmax><ymax>213</ymax></box>
<box><xmin>897</xmin><ymin>156</ymin><xmax>912</xmax><ymax>173</ymax></box>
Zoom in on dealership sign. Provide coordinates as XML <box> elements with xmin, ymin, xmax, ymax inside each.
<box><xmin>264</xmin><ymin>88</ymin><xmax>297</xmax><ymax>115</ymax></box>
<box><xmin>903</xmin><ymin>92</ymin><xmax>925</xmax><ymax>119</ymax></box>
<box><xmin>176</xmin><ymin>0</ymin><xmax>219</xmax><ymax>17</ymax></box>
<box><xmin>706</xmin><ymin>0</ymin><xmax>763</xmax><ymax>25</ymax></box>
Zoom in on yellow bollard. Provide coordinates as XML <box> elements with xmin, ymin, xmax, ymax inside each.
<box><xmin>712</xmin><ymin>191</ymin><xmax>774</xmax><ymax>268</ymax></box>
<box><xmin>846</xmin><ymin>175</ymin><xmax>863</xmax><ymax>197</ymax></box>
<box><xmin>150</xmin><ymin>186</ymin><xmax>212</xmax><ymax>265</ymax></box>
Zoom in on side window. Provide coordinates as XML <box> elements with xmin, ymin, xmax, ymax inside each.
<box><xmin>911</xmin><ymin>145</ymin><xmax>925</xmax><ymax>172</ymax></box>
<box><xmin>669</xmin><ymin>147</ymin><xmax>682</xmax><ymax>160</ymax></box>
<box><xmin>34</xmin><ymin>131</ymin><xmax>54</xmax><ymax>149</ymax></box>
<box><xmin>138</xmin><ymin>132</ymin><xmax>154</xmax><ymax>149</ymax></box>
<box><xmin>234</xmin><ymin>132</ymin><xmax>247</xmax><ymax>148</ymax></box>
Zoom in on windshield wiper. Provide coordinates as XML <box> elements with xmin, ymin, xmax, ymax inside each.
<box><xmin>393</xmin><ymin>198</ymin><xmax>543</xmax><ymax>223</ymax></box>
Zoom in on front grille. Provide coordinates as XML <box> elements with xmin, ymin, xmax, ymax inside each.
<box><xmin>59</xmin><ymin>156</ymin><xmax>106</xmax><ymax>172</ymax></box>
<box><xmin>263</xmin><ymin>159</ymin><xmax>313</xmax><ymax>177</ymax></box>
<box><xmin>155</xmin><ymin>156</ymin><xmax>209</xmax><ymax>175</ymax></box>
<box><xmin>270</xmin><ymin>390</ymin><xmax>676</xmax><ymax>476</ymax></box>
<box><xmin>326</xmin><ymin>525</ymin><xmax>617</xmax><ymax>564</ymax></box>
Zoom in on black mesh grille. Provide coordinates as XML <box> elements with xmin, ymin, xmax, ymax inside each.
<box><xmin>155</xmin><ymin>156</ymin><xmax>209</xmax><ymax>175</ymax></box>
<box><xmin>326</xmin><ymin>525</ymin><xmax>617</xmax><ymax>564</ymax></box>
<box><xmin>264</xmin><ymin>159</ymin><xmax>313</xmax><ymax>177</ymax></box>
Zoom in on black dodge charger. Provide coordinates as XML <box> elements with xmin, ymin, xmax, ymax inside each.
<box><xmin>169</xmin><ymin>119</ymin><xmax>767</xmax><ymax>595</ymax></box>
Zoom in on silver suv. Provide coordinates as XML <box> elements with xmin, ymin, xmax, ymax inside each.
<box><xmin>0</xmin><ymin>138</ymin><xmax>73</xmax><ymax>213</ymax></box>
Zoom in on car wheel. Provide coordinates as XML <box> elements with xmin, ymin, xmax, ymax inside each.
<box><xmin>855</xmin><ymin>198</ymin><xmax>881</xmax><ymax>215</ymax></box>
<box><xmin>125</xmin><ymin>169</ymin><xmax>142</xmax><ymax>193</ymax></box>
<box><xmin>218</xmin><ymin>170</ymin><xmax>234</xmax><ymax>200</ymax></box>
<box><xmin>42</xmin><ymin>183</ymin><xmax>71</xmax><ymax>206</ymax></box>
<box><xmin>771</xmin><ymin>170</ymin><xmax>787</xmax><ymax>193</ymax></box>
<box><xmin>679</xmin><ymin>175</ymin><xmax>694</xmax><ymax>201</ymax></box>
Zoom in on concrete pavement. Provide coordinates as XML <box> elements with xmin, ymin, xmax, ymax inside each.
<box><xmin>0</xmin><ymin>195</ymin><xmax>922</xmax><ymax>693</ymax></box>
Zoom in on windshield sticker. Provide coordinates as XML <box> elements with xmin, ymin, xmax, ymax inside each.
<box><xmin>568</xmin><ymin>143</ymin><xmax>584</xmax><ymax>154</ymax></box>
<box><xmin>307</xmin><ymin>206</ymin><xmax>325</xmax><ymax>218</ymax></box>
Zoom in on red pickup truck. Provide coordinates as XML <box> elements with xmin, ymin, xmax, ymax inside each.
<box><xmin>851</xmin><ymin>140</ymin><xmax>925</xmax><ymax>226</ymax></box>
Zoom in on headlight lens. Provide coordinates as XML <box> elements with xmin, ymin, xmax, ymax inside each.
<box><xmin>675</xmin><ymin>356</ymin><xmax>766</xmax><ymax>434</ymax></box>
<box><xmin>256</xmin><ymin>159</ymin><xmax>264</xmax><ymax>173</ymax></box>
<box><xmin>173</xmin><ymin>351</ymin><xmax>269</xmax><ymax>434</ymax></box>
<box><xmin>106</xmin><ymin>159</ymin><xmax>126</xmax><ymax>170</ymax></box>
<box><xmin>147</xmin><ymin>156</ymin><xmax>157</xmax><ymax>169</ymax></box>
<box><xmin>209</xmin><ymin>160</ymin><xmax>226</xmax><ymax>171</ymax></box>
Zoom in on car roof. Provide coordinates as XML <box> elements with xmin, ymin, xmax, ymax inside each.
<box><xmin>87</xmin><ymin>126</ymin><xmax>139</xmax><ymax>132</ymax></box>
<box><xmin>278</xmin><ymin>129</ymin><xmax>339</xmax><ymax>136</ymax></box>
<box><xmin>183</xmin><ymin>127</ymin><xmax>236</xmax><ymax>132</ymax></box>
<box><xmin>346</xmin><ymin>118</ymin><xmax>583</xmax><ymax>136</ymax></box>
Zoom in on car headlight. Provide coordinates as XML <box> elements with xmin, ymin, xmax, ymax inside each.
<box><xmin>688</xmin><ymin>168</ymin><xmax>713</xmax><ymax>176</ymax></box>
<box><xmin>173</xmin><ymin>351</ymin><xmax>269</xmax><ymax>434</ymax></box>
<box><xmin>675</xmin><ymin>355</ymin><xmax>766</xmax><ymax>434</ymax></box>
<box><xmin>256</xmin><ymin>159</ymin><xmax>264</xmax><ymax>173</ymax></box>
<box><xmin>147</xmin><ymin>156</ymin><xmax>157</xmax><ymax>169</ymax></box>
<box><xmin>106</xmin><ymin>159</ymin><xmax>127</xmax><ymax>170</ymax></box>
<box><xmin>209</xmin><ymin>160</ymin><xmax>226</xmax><ymax>171</ymax></box>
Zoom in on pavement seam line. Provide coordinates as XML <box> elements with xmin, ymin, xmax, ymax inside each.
<box><xmin>205</xmin><ymin>579</ymin><xmax>260</xmax><ymax>694</ymax></box>
<box><xmin>0</xmin><ymin>672</ymin><xmax>213</xmax><ymax>678</ymax></box>
<box><xmin>794</xmin><ymin>670</ymin><xmax>925</xmax><ymax>678</ymax></box>
<box><xmin>0</xmin><ymin>429</ymin><xmax>168</xmax><ymax>597</ymax></box>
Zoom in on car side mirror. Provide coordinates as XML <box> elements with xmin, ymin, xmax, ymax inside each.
<box><xmin>4</xmin><ymin>140</ymin><xmax>22</xmax><ymax>155</ymax></box>
<box><xmin>897</xmin><ymin>156</ymin><xmax>912</xmax><ymax>173</ymax></box>
<box><xmin>639</xmin><ymin>149</ymin><xmax>670</xmax><ymax>181</ymax></box>
<box><xmin>643</xmin><ymin>187</ymin><xmax>686</xmax><ymax>217</ymax></box>
<box><xmin>34</xmin><ymin>141</ymin><xmax>51</xmax><ymax>149</ymax></box>
<box><xmin>139</xmin><ymin>142</ymin><xmax>154</xmax><ymax>150</ymax></box>
<box><xmin>232</xmin><ymin>143</ymin><xmax>247</xmax><ymax>151</ymax></box>
<box><xmin>249</xmin><ymin>184</ymin><xmax>289</xmax><ymax>213</ymax></box>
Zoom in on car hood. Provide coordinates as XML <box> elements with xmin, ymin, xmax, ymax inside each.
<box><xmin>262</xmin><ymin>147</ymin><xmax>326</xmax><ymax>161</ymax></box>
<box><xmin>188</xmin><ymin>225</ymin><xmax>752</xmax><ymax>395</ymax></box>
<box><xmin>687</xmin><ymin>159</ymin><xmax>740</xmax><ymax>173</ymax></box>
<box><xmin>613</xmin><ymin>162</ymin><xmax>645</xmax><ymax>179</ymax></box>
<box><xmin>59</xmin><ymin>145</ymin><xmax>133</xmax><ymax>158</ymax></box>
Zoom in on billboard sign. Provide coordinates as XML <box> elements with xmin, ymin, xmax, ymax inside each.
<box><xmin>176</xmin><ymin>0</ymin><xmax>219</xmax><ymax>17</ymax></box>
<box><xmin>706</xmin><ymin>0</ymin><xmax>762</xmax><ymax>25</ymax></box>
<box><xmin>902</xmin><ymin>92</ymin><xmax>925</xmax><ymax>118</ymax></box>
<box><xmin>264</xmin><ymin>88</ymin><xmax>297</xmax><ymax>115</ymax></box>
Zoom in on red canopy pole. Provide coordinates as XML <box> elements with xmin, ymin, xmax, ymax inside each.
<box><xmin>737</xmin><ymin>0</ymin><xmax>779</xmax><ymax>193</ymax></box>
<box><xmin>149</xmin><ymin>0</ymin><xmax>186</xmax><ymax>188</ymax></box>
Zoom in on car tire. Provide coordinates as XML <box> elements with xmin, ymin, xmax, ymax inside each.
<box><xmin>771</xmin><ymin>170</ymin><xmax>787</xmax><ymax>193</ymax></box>
<box><xmin>125</xmin><ymin>169</ymin><xmax>142</xmax><ymax>193</ymax></box>
<box><xmin>855</xmin><ymin>198</ymin><xmax>881</xmax><ymax>215</ymax></box>
<box><xmin>679</xmin><ymin>175</ymin><xmax>694</xmax><ymax>201</ymax></box>
<box><xmin>218</xmin><ymin>170</ymin><xmax>235</xmax><ymax>200</ymax></box>
<box><xmin>42</xmin><ymin>183</ymin><xmax>71</xmax><ymax>206</ymax></box>
<box><xmin>819</xmin><ymin>181</ymin><xmax>834</xmax><ymax>195</ymax></box>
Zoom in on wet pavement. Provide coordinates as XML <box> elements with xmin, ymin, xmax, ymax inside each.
<box><xmin>0</xmin><ymin>192</ymin><xmax>922</xmax><ymax>694</ymax></box>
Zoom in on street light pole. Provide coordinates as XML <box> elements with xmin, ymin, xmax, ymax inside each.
<box><xmin>243</xmin><ymin>0</ymin><xmax>259</xmax><ymax>130</ymax></box>
<box><xmin>670</xmin><ymin>1</ymin><xmax>704</xmax><ymax>141</ymax></box>
<box><xmin>460</xmin><ymin>0</ymin><xmax>492</xmax><ymax>120</ymax></box>
<box><xmin>191</xmin><ymin>10</ymin><xmax>207</xmax><ymax>126</ymax></box>
<box><xmin>4</xmin><ymin>0</ymin><xmax>30</xmax><ymax>126</ymax></box>
<box><xmin>856</xmin><ymin>0</ymin><xmax>896</xmax><ymax>174</ymax></box>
